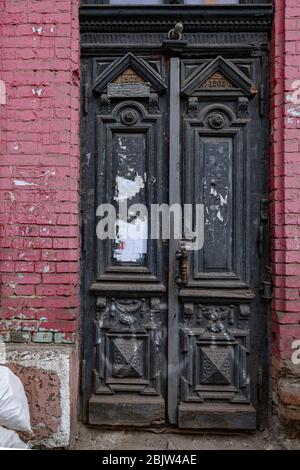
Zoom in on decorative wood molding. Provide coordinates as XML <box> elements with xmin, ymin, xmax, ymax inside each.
<box><xmin>93</xmin><ymin>52</ymin><xmax>166</xmax><ymax>94</ymax></box>
<box><xmin>93</xmin><ymin>296</ymin><xmax>163</xmax><ymax>396</ymax></box>
<box><xmin>181</xmin><ymin>55</ymin><xmax>257</xmax><ymax>97</ymax></box>
<box><xmin>113</xmin><ymin>67</ymin><xmax>145</xmax><ymax>84</ymax></box>
<box><xmin>80</xmin><ymin>5</ymin><xmax>273</xmax><ymax>34</ymax></box>
<box><xmin>201</xmin><ymin>71</ymin><xmax>235</xmax><ymax>90</ymax></box>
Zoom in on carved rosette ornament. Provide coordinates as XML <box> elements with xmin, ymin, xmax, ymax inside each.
<box><xmin>207</xmin><ymin>112</ymin><xmax>226</xmax><ymax>129</ymax></box>
<box><xmin>120</xmin><ymin>108</ymin><xmax>138</xmax><ymax>126</ymax></box>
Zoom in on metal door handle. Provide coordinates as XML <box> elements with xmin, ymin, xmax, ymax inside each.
<box><xmin>176</xmin><ymin>239</ymin><xmax>193</xmax><ymax>286</ymax></box>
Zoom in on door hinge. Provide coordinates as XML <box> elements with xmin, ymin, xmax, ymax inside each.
<box><xmin>259</xmin><ymin>197</ymin><xmax>272</xmax><ymax>301</ymax></box>
<box><xmin>81</xmin><ymin>359</ymin><xmax>86</xmax><ymax>394</ymax></box>
<box><xmin>257</xmin><ymin>366</ymin><xmax>263</xmax><ymax>402</ymax></box>
<box><xmin>259</xmin><ymin>55</ymin><xmax>265</xmax><ymax>117</ymax></box>
<box><xmin>81</xmin><ymin>215</ymin><xmax>87</xmax><ymax>254</ymax></box>
<box><xmin>258</xmin><ymin>198</ymin><xmax>268</xmax><ymax>257</ymax></box>
<box><xmin>80</xmin><ymin>359</ymin><xmax>89</xmax><ymax>424</ymax></box>
<box><xmin>83</xmin><ymin>84</ymin><xmax>89</xmax><ymax>114</ymax></box>
<box><xmin>94</xmin><ymin>319</ymin><xmax>101</xmax><ymax>345</ymax></box>
<box><xmin>259</xmin><ymin>83</ymin><xmax>264</xmax><ymax>116</ymax></box>
<box><xmin>260</xmin><ymin>265</ymin><xmax>273</xmax><ymax>301</ymax></box>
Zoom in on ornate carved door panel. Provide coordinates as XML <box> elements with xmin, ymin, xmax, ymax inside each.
<box><xmin>81</xmin><ymin>51</ymin><xmax>169</xmax><ymax>426</ymax></box>
<box><xmin>80</xmin><ymin>4</ymin><xmax>272</xmax><ymax>429</ymax></box>
<box><xmin>177</xmin><ymin>56</ymin><xmax>263</xmax><ymax>429</ymax></box>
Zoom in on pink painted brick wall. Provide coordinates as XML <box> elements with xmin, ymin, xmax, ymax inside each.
<box><xmin>270</xmin><ymin>0</ymin><xmax>300</xmax><ymax>364</ymax></box>
<box><xmin>0</xmin><ymin>0</ymin><xmax>80</xmax><ymax>344</ymax></box>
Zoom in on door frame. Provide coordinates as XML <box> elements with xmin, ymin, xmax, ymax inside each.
<box><xmin>79</xmin><ymin>3</ymin><xmax>273</xmax><ymax>428</ymax></box>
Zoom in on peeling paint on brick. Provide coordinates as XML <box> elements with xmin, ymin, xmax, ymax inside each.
<box><xmin>0</xmin><ymin>0</ymin><xmax>80</xmax><ymax>350</ymax></box>
<box><xmin>0</xmin><ymin>0</ymin><xmax>80</xmax><ymax>447</ymax></box>
<box><xmin>6</xmin><ymin>346</ymin><xmax>72</xmax><ymax>448</ymax></box>
<box><xmin>32</xmin><ymin>26</ymin><xmax>45</xmax><ymax>35</ymax></box>
<box><xmin>0</xmin><ymin>80</ymin><xmax>6</xmax><ymax>105</ymax></box>
<box><xmin>13</xmin><ymin>179</ymin><xmax>37</xmax><ymax>186</ymax></box>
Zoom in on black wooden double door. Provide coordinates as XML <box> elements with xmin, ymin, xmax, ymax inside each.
<box><xmin>81</xmin><ymin>46</ymin><xmax>269</xmax><ymax>429</ymax></box>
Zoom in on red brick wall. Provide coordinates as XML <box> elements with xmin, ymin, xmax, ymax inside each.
<box><xmin>0</xmin><ymin>0</ymin><xmax>80</xmax><ymax>346</ymax></box>
<box><xmin>270</xmin><ymin>0</ymin><xmax>300</xmax><ymax>422</ymax></box>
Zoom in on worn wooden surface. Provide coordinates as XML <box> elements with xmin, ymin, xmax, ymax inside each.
<box><xmin>178</xmin><ymin>403</ymin><xmax>257</xmax><ymax>430</ymax></box>
<box><xmin>89</xmin><ymin>395</ymin><xmax>165</xmax><ymax>427</ymax></box>
<box><xmin>80</xmin><ymin>6</ymin><xmax>270</xmax><ymax>430</ymax></box>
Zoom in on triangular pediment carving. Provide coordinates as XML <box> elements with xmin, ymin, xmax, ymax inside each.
<box><xmin>201</xmin><ymin>71</ymin><xmax>236</xmax><ymax>90</ymax></box>
<box><xmin>181</xmin><ymin>56</ymin><xmax>257</xmax><ymax>97</ymax></box>
<box><xmin>113</xmin><ymin>67</ymin><xmax>145</xmax><ymax>85</ymax></box>
<box><xmin>93</xmin><ymin>52</ymin><xmax>166</xmax><ymax>94</ymax></box>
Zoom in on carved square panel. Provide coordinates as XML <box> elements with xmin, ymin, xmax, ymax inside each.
<box><xmin>107</xmin><ymin>332</ymin><xmax>149</xmax><ymax>387</ymax></box>
<box><xmin>199</xmin><ymin>346</ymin><xmax>234</xmax><ymax>386</ymax></box>
<box><xmin>180</xmin><ymin>327</ymin><xmax>251</xmax><ymax>404</ymax></box>
<box><xmin>112</xmin><ymin>337</ymin><xmax>145</xmax><ymax>378</ymax></box>
<box><xmin>93</xmin><ymin>297</ymin><xmax>163</xmax><ymax>396</ymax></box>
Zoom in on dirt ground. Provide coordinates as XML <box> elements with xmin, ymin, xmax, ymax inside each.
<box><xmin>73</xmin><ymin>424</ymin><xmax>284</xmax><ymax>450</ymax></box>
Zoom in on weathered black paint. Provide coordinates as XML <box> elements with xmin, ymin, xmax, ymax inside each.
<box><xmin>80</xmin><ymin>4</ymin><xmax>272</xmax><ymax>429</ymax></box>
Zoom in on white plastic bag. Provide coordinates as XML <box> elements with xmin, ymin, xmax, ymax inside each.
<box><xmin>0</xmin><ymin>365</ymin><xmax>31</xmax><ymax>432</ymax></box>
<box><xmin>0</xmin><ymin>425</ymin><xmax>28</xmax><ymax>449</ymax></box>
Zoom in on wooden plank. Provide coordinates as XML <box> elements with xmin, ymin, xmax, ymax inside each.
<box><xmin>107</xmin><ymin>82</ymin><xmax>150</xmax><ymax>98</ymax></box>
<box><xmin>179</xmin><ymin>288</ymin><xmax>256</xmax><ymax>300</ymax></box>
<box><xmin>178</xmin><ymin>403</ymin><xmax>256</xmax><ymax>430</ymax></box>
<box><xmin>168</xmin><ymin>56</ymin><xmax>181</xmax><ymax>425</ymax></box>
<box><xmin>89</xmin><ymin>394</ymin><xmax>165</xmax><ymax>427</ymax></box>
<box><xmin>90</xmin><ymin>282</ymin><xmax>166</xmax><ymax>294</ymax></box>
